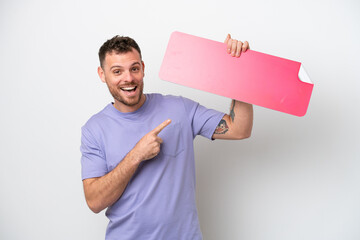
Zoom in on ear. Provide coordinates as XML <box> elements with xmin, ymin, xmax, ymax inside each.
<box><xmin>142</xmin><ymin>61</ymin><xmax>145</xmax><ymax>76</ymax></box>
<box><xmin>98</xmin><ymin>66</ymin><xmax>106</xmax><ymax>83</ymax></box>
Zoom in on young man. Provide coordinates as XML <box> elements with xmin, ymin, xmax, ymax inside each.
<box><xmin>81</xmin><ymin>34</ymin><xmax>253</xmax><ymax>239</ymax></box>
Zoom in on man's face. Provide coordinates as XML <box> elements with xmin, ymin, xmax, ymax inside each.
<box><xmin>98</xmin><ymin>49</ymin><xmax>145</xmax><ymax>112</ymax></box>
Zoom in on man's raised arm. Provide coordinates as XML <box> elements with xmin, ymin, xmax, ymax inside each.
<box><xmin>212</xmin><ymin>34</ymin><xmax>253</xmax><ymax>140</ymax></box>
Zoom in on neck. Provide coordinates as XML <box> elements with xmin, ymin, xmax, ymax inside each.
<box><xmin>113</xmin><ymin>94</ymin><xmax>146</xmax><ymax>113</ymax></box>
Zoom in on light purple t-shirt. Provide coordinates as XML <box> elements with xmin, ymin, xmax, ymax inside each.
<box><xmin>80</xmin><ymin>93</ymin><xmax>225</xmax><ymax>240</ymax></box>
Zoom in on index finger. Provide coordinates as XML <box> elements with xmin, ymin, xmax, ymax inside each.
<box><xmin>152</xmin><ymin>119</ymin><xmax>172</xmax><ymax>135</ymax></box>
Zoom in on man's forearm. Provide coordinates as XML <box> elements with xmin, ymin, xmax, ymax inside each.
<box><xmin>83</xmin><ymin>150</ymin><xmax>141</xmax><ymax>213</ymax></box>
<box><xmin>231</xmin><ymin>100</ymin><xmax>253</xmax><ymax>138</ymax></box>
<box><xmin>213</xmin><ymin>99</ymin><xmax>253</xmax><ymax>140</ymax></box>
<box><xmin>82</xmin><ymin>119</ymin><xmax>171</xmax><ymax>213</ymax></box>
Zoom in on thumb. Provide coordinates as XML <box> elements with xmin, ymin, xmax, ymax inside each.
<box><xmin>224</xmin><ymin>33</ymin><xmax>231</xmax><ymax>44</ymax></box>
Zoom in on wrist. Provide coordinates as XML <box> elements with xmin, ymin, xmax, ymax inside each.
<box><xmin>127</xmin><ymin>148</ymin><xmax>143</xmax><ymax>165</ymax></box>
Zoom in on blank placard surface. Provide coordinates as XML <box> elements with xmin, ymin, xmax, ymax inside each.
<box><xmin>159</xmin><ymin>31</ymin><xmax>314</xmax><ymax>116</ymax></box>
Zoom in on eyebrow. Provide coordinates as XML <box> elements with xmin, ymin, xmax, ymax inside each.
<box><xmin>110</xmin><ymin>62</ymin><xmax>141</xmax><ymax>70</ymax></box>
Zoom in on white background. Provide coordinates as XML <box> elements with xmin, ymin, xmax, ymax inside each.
<box><xmin>1</xmin><ymin>0</ymin><xmax>359</xmax><ymax>239</ymax></box>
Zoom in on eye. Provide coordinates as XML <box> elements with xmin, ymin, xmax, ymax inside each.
<box><xmin>131</xmin><ymin>67</ymin><xmax>140</xmax><ymax>72</ymax></box>
<box><xmin>113</xmin><ymin>69</ymin><xmax>121</xmax><ymax>75</ymax></box>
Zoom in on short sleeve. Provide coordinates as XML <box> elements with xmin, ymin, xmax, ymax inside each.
<box><xmin>181</xmin><ymin>97</ymin><xmax>225</xmax><ymax>140</ymax></box>
<box><xmin>80</xmin><ymin>126</ymin><xmax>108</xmax><ymax>180</ymax></box>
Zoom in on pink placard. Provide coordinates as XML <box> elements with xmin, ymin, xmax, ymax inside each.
<box><xmin>159</xmin><ymin>31</ymin><xmax>314</xmax><ymax>116</ymax></box>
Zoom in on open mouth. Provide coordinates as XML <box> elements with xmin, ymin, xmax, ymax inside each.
<box><xmin>120</xmin><ymin>86</ymin><xmax>137</xmax><ymax>92</ymax></box>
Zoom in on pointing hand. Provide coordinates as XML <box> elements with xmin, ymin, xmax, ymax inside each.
<box><xmin>132</xmin><ymin>119</ymin><xmax>172</xmax><ymax>162</ymax></box>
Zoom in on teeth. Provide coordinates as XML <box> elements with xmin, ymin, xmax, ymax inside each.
<box><xmin>121</xmin><ymin>87</ymin><xmax>136</xmax><ymax>91</ymax></box>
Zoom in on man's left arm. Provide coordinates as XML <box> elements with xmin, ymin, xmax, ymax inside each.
<box><xmin>212</xmin><ymin>34</ymin><xmax>253</xmax><ymax>140</ymax></box>
<box><xmin>212</xmin><ymin>99</ymin><xmax>253</xmax><ymax>140</ymax></box>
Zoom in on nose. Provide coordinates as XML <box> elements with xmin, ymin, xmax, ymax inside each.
<box><xmin>122</xmin><ymin>70</ymin><xmax>134</xmax><ymax>83</ymax></box>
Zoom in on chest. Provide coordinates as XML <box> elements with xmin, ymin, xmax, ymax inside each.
<box><xmin>101</xmin><ymin>116</ymin><xmax>188</xmax><ymax>172</ymax></box>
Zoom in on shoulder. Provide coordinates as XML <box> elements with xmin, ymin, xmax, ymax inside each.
<box><xmin>147</xmin><ymin>93</ymin><xmax>198</xmax><ymax>107</ymax></box>
<box><xmin>146</xmin><ymin>93</ymin><xmax>201</xmax><ymax>123</ymax></box>
<box><xmin>147</xmin><ymin>93</ymin><xmax>190</xmax><ymax>108</ymax></box>
<box><xmin>147</xmin><ymin>93</ymin><xmax>182</xmax><ymax>102</ymax></box>
<box><xmin>82</xmin><ymin>104</ymin><xmax>112</xmax><ymax>133</ymax></box>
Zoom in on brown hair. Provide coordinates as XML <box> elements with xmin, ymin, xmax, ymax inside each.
<box><xmin>98</xmin><ymin>35</ymin><xmax>142</xmax><ymax>68</ymax></box>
